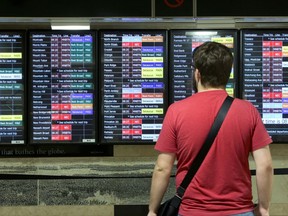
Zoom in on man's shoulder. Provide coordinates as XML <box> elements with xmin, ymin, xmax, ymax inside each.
<box><xmin>233</xmin><ymin>97</ymin><xmax>255</xmax><ymax>108</ymax></box>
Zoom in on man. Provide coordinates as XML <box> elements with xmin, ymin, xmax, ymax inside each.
<box><xmin>147</xmin><ymin>42</ymin><xmax>273</xmax><ymax>216</ymax></box>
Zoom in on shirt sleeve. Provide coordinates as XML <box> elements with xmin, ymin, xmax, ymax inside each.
<box><xmin>154</xmin><ymin>105</ymin><xmax>178</xmax><ymax>153</ymax></box>
<box><xmin>251</xmin><ymin>106</ymin><xmax>273</xmax><ymax>151</ymax></box>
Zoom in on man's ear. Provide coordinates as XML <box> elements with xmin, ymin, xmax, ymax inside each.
<box><xmin>194</xmin><ymin>69</ymin><xmax>201</xmax><ymax>81</ymax></box>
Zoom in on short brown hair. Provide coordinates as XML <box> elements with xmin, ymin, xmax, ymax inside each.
<box><xmin>193</xmin><ymin>41</ymin><xmax>233</xmax><ymax>88</ymax></box>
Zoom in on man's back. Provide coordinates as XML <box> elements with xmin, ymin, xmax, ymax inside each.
<box><xmin>148</xmin><ymin>42</ymin><xmax>272</xmax><ymax>216</ymax></box>
<box><xmin>155</xmin><ymin>90</ymin><xmax>272</xmax><ymax>215</ymax></box>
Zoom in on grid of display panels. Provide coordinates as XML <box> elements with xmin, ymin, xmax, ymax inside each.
<box><xmin>169</xmin><ymin>29</ymin><xmax>239</xmax><ymax>104</ymax></box>
<box><xmin>28</xmin><ymin>31</ymin><xmax>98</xmax><ymax>144</ymax></box>
<box><xmin>241</xmin><ymin>29</ymin><xmax>288</xmax><ymax>143</ymax></box>
<box><xmin>0</xmin><ymin>28</ymin><xmax>287</xmax><ymax>148</ymax></box>
<box><xmin>99</xmin><ymin>30</ymin><xmax>168</xmax><ymax>144</ymax></box>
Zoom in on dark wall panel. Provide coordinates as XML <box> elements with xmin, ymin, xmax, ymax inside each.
<box><xmin>197</xmin><ymin>0</ymin><xmax>288</xmax><ymax>16</ymax></box>
<box><xmin>155</xmin><ymin>0</ymin><xmax>193</xmax><ymax>17</ymax></box>
<box><xmin>0</xmin><ymin>0</ymin><xmax>151</xmax><ymax>17</ymax></box>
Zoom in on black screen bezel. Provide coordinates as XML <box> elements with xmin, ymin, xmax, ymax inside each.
<box><xmin>0</xmin><ymin>30</ymin><xmax>27</xmax><ymax>145</ymax></box>
<box><xmin>99</xmin><ymin>29</ymin><xmax>169</xmax><ymax>144</ymax></box>
<box><xmin>27</xmin><ymin>30</ymin><xmax>98</xmax><ymax>145</ymax></box>
<box><xmin>240</xmin><ymin>28</ymin><xmax>288</xmax><ymax>143</ymax></box>
<box><xmin>168</xmin><ymin>29</ymin><xmax>240</xmax><ymax>105</ymax></box>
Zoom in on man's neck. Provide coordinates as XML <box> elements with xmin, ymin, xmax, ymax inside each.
<box><xmin>197</xmin><ymin>86</ymin><xmax>225</xmax><ymax>93</ymax></box>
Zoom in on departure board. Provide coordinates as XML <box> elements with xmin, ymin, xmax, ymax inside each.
<box><xmin>100</xmin><ymin>30</ymin><xmax>168</xmax><ymax>143</ymax></box>
<box><xmin>29</xmin><ymin>31</ymin><xmax>97</xmax><ymax>144</ymax></box>
<box><xmin>170</xmin><ymin>30</ymin><xmax>238</xmax><ymax>103</ymax></box>
<box><xmin>0</xmin><ymin>31</ymin><xmax>25</xmax><ymax>144</ymax></box>
<box><xmin>241</xmin><ymin>30</ymin><xmax>288</xmax><ymax>143</ymax></box>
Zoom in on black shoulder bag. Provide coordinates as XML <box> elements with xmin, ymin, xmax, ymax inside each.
<box><xmin>157</xmin><ymin>96</ymin><xmax>234</xmax><ymax>216</ymax></box>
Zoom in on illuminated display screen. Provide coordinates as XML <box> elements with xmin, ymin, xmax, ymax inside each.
<box><xmin>241</xmin><ymin>29</ymin><xmax>288</xmax><ymax>143</ymax></box>
<box><xmin>170</xmin><ymin>30</ymin><xmax>238</xmax><ymax>103</ymax></box>
<box><xmin>0</xmin><ymin>31</ymin><xmax>25</xmax><ymax>144</ymax></box>
<box><xmin>29</xmin><ymin>31</ymin><xmax>97</xmax><ymax>144</ymax></box>
<box><xmin>100</xmin><ymin>30</ymin><xmax>168</xmax><ymax>143</ymax></box>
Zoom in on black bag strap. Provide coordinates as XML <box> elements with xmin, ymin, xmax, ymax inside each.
<box><xmin>176</xmin><ymin>96</ymin><xmax>234</xmax><ymax>198</ymax></box>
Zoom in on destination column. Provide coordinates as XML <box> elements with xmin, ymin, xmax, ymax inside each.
<box><xmin>242</xmin><ymin>33</ymin><xmax>263</xmax><ymax>114</ymax></box>
<box><xmin>171</xmin><ymin>32</ymin><xmax>192</xmax><ymax>102</ymax></box>
<box><xmin>31</xmin><ymin>34</ymin><xmax>52</xmax><ymax>142</ymax></box>
<box><xmin>102</xmin><ymin>33</ymin><xmax>123</xmax><ymax>141</ymax></box>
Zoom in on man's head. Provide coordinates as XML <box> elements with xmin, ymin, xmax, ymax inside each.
<box><xmin>192</xmin><ymin>41</ymin><xmax>233</xmax><ymax>91</ymax></box>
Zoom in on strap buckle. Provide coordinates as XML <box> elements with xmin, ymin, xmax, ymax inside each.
<box><xmin>176</xmin><ymin>186</ymin><xmax>185</xmax><ymax>199</ymax></box>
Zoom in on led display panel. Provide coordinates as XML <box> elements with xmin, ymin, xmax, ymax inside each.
<box><xmin>241</xmin><ymin>29</ymin><xmax>288</xmax><ymax>143</ymax></box>
<box><xmin>100</xmin><ymin>30</ymin><xmax>168</xmax><ymax>143</ymax></box>
<box><xmin>29</xmin><ymin>31</ymin><xmax>97</xmax><ymax>144</ymax></box>
<box><xmin>0</xmin><ymin>31</ymin><xmax>25</xmax><ymax>144</ymax></box>
<box><xmin>170</xmin><ymin>30</ymin><xmax>238</xmax><ymax>103</ymax></box>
